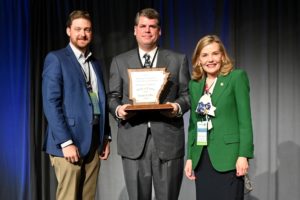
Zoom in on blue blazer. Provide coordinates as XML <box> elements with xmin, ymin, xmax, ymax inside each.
<box><xmin>42</xmin><ymin>45</ymin><xmax>109</xmax><ymax>157</ymax></box>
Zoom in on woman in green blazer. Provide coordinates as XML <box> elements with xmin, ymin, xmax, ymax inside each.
<box><xmin>184</xmin><ymin>35</ymin><xmax>254</xmax><ymax>200</ymax></box>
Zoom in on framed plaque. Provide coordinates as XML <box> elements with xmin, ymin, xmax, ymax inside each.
<box><xmin>125</xmin><ymin>68</ymin><xmax>173</xmax><ymax>111</ymax></box>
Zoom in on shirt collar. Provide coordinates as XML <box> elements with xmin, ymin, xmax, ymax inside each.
<box><xmin>69</xmin><ymin>42</ymin><xmax>92</xmax><ymax>62</ymax></box>
<box><xmin>139</xmin><ymin>47</ymin><xmax>158</xmax><ymax>59</ymax></box>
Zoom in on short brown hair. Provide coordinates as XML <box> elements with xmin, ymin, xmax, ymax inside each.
<box><xmin>66</xmin><ymin>10</ymin><xmax>92</xmax><ymax>28</ymax></box>
<box><xmin>191</xmin><ymin>35</ymin><xmax>233</xmax><ymax>81</ymax></box>
<box><xmin>135</xmin><ymin>8</ymin><xmax>160</xmax><ymax>27</ymax></box>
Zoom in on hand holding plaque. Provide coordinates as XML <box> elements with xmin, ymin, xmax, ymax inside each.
<box><xmin>125</xmin><ymin>68</ymin><xmax>173</xmax><ymax>111</ymax></box>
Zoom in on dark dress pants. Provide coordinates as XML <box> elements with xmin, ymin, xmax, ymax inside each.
<box><xmin>122</xmin><ymin>129</ymin><xmax>183</xmax><ymax>200</ymax></box>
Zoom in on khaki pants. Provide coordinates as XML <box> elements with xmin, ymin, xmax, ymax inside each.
<box><xmin>50</xmin><ymin>150</ymin><xmax>100</xmax><ymax>200</ymax></box>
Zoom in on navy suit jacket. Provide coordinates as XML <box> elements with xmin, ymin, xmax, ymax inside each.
<box><xmin>42</xmin><ymin>45</ymin><xmax>109</xmax><ymax>157</ymax></box>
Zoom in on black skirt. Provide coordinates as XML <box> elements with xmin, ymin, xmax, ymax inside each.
<box><xmin>194</xmin><ymin>147</ymin><xmax>244</xmax><ymax>200</ymax></box>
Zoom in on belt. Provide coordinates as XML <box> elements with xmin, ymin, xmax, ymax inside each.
<box><xmin>92</xmin><ymin>115</ymin><xmax>100</xmax><ymax>125</ymax></box>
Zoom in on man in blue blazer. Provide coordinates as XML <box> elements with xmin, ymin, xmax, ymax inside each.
<box><xmin>42</xmin><ymin>10</ymin><xmax>110</xmax><ymax>200</ymax></box>
<box><xmin>108</xmin><ymin>8</ymin><xmax>190</xmax><ymax>200</ymax></box>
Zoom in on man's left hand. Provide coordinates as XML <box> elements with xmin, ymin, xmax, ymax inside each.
<box><xmin>160</xmin><ymin>102</ymin><xmax>179</xmax><ymax>118</ymax></box>
<box><xmin>99</xmin><ymin>140</ymin><xmax>110</xmax><ymax>160</ymax></box>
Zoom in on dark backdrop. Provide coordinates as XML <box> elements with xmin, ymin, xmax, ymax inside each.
<box><xmin>0</xmin><ymin>0</ymin><xmax>299</xmax><ymax>199</ymax></box>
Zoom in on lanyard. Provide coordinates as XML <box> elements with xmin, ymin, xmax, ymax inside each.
<box><xmin>80</xmin><ymin>60</ymin><xmax>93</xmax><ymax>92</ymax></box>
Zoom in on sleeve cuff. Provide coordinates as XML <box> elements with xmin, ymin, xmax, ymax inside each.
<box><xmin>60</xmin><ymin>140</ymin><xmax>73</xmax><ymax>148</ymax></box>
<box><xmin>115</xmin><ymin>105</ymin><xmax>122</xmax><ymax>119</ymax></box>
<box><xmin>175</xmin><ymin>103</ymin><xmax>182</xmax><ymax>117</ymax></box>
<box><xmin>105</xmin><ymin>135</ymin><xmax>112</xmax><ymax>141</ymax></box>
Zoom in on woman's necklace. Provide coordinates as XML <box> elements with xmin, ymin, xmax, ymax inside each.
<box><xmin>205</xmin><ymin>77</ymin><xmax>217</xmax><ymax>94</ymax></box>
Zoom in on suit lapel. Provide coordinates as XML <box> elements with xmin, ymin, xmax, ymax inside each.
<box><xmin>65</xmin><ymin>45</ymin><xmax>87</xmax><ymax>85</ymax></box>
<box><xmin>211</xmin><ymin>73</ymin><xmax>232</xmax><ymax>105</ymax></box>
<box><xmin>192</xmin><ymin>79</ymin><xmax>205</xmax><ymax>104</ymax></box>
<box><xmin>156</xmin><ymin>49</ymin><xmax>170</xmax><ymax>69</ymax></box>
<box><xmin>127</xmin><ymin>49</ymin><xmax>144</xmax><ymax>69</ymax></box>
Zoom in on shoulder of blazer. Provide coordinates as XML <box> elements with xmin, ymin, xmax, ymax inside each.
<box><xmin>189</xmin><ymin>79</ymin><xmax>205</xmax><ymax>100</ymax></box>
<box><xmin>225</xmin><ymin>69</ymin><xmax>250</xmax><ymax>87</ymax></box>
<box><xmin>229</xmin><ymin>69</ymin><xmax>250</xmax><ymax>91</ymax></box>
<box><xmin>158</xmin><ymin>48</ymin><xmax>185</xmax><ymax>59</ymax></box>
<box><xmin>228</xmin><ymin>69</ymin><xmax>247</xmax><ymax>79</ymax></box>
<box><xmin>113</xmin><ymin>48</ymin><xmax>144</xmax><ymax>70</ymax></box>
<box><xmin>48</xmin><ymin>45</ymin><xmax>76</xmax><ymax>60</ymax></box>
<box><xmin>157</xmin><ymin>49</ymin><xmax>187</xmax><ymax>71</ymax></box>
<box><xmin>114</xmin><ymin>49</ymin><xmax>137</xmax><ymax>60</ymax></box>
<box><xmin>189</xmin><ymin>79</ymin><xmax>204</xmax><ymax>90</ymax></box>
<box><xmin>211</xmin><ymin>69</ymin><xmax>248</xmax><ymax>104</ymax></box>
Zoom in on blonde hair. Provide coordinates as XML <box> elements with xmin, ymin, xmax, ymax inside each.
<box><xmin>191</xmin><ymin>35</ymin><xmax>233</xmax><ymax>81</ymax></box>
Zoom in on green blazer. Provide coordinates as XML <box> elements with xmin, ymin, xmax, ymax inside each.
<box><xmin>187</xmin><ymin>69</ymin><xmax>254</xmax><ymax>172</ymax></box>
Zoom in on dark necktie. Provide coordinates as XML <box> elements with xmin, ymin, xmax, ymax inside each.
<box><xmin>143</xmin><ymin>53</ymin><xmax>151</xmax><ymax>68</ymax></box>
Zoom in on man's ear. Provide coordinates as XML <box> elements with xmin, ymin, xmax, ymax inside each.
<box><xmin>134</xmin><ymin>26</ymin><xmax>137</xmax><ymax>36</ymax></box>
<box><xmin>66</xmin><ymin>27</ymin><xmax>70</xmax><ymax>37</ymax></box>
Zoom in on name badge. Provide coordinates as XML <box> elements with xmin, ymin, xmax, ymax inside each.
<box><xmin>197</xmin><ymin>121</ymin><xmax>208</xmax><ymax>146</ymax></box>
<box><xmin>89</xmin><ymin>92</ymin><xmax>100</xmax><ymax>115</ymax></box>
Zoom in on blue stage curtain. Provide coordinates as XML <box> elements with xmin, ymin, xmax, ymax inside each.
<box><xmin>0</xmin><ymin>0</ymin><xmax>30</xmax><ymax>199</ymax></box>
<box><xmin>1</xmin><ymin>0</ymin><xmax>300</xmax><ymax>199</ymax></box>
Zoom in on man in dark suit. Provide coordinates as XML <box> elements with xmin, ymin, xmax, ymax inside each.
<box><xmin>108</xmin><ymin>8</ymin><xmax>190</xmax><ymax>200</ymax></box>
<box><xmin>42</xmin><ymin>10</ymin><xmax>110</xmax><ymax>200</ymax></box>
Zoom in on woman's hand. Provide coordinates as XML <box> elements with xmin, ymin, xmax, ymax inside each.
<box><xmin>184</xmin><ymin>159</ymin><xmax>196</xmax><ymax>180</ymax></box>
<box><xmin>236</xmin><ymin>157</ymin><xmax>249</xmax><ymax>177</ymax></box>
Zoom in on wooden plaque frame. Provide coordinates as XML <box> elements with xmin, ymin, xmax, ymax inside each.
<box><xmin>125</xmin><ymin>68</ymin><xmax>173</xmax><ymax>111</ymax></box>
